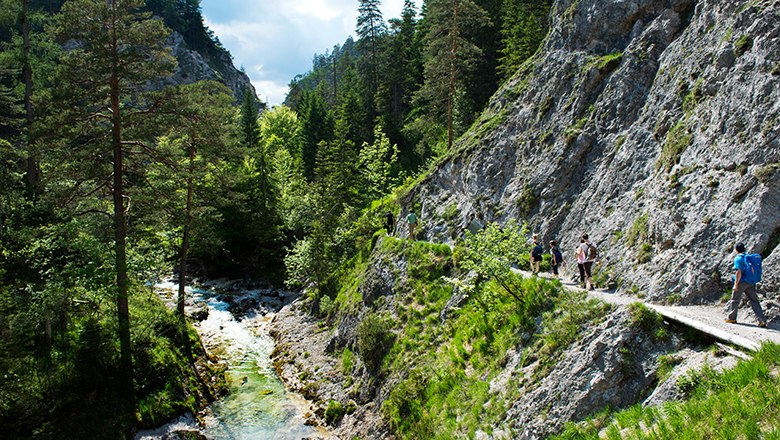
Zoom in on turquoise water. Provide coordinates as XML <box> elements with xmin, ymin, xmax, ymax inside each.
<box><xmin>199</xmin><ymin>294</ymin><xmax>320</xmax><ymax>439</ymax></box>
<box><xmin>137</xmin><ymin>286</ymin><xmax>325</xmax><ymax>440</ymax></box>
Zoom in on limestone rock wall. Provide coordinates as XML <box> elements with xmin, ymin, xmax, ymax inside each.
<box><xmin>165</xmin><ymin>31</ymin><xmax>257</xmax><ymax>103</ymax></box>
<box><xmin>408</xmin><ymin>0</ymin><xmax>780</xmax><ymax>304</ymax></box>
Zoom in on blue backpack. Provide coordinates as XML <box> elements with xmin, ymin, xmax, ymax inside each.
<box><xmin>742</xmin><ymin>253</ymin><xmax>763</xmax><ymax>284</ymax></box>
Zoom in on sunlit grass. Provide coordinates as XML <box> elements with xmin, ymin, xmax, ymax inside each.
<box><xmin>553</xmin><ymin>343</ymin><xmax>780</xmax><ymax>439</ymax></box>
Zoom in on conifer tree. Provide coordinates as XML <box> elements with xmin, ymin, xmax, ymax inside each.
<box><xmin>498</xmin><ymin>0</ymin><xmax>551</xmax><ymax>80</ymax></box>
<box><xmin>377</xmin><ymin>0</ymin><xmax>421</xmax><ymax>157</ymax></box>
<box><xmin>415</xmin><ymin>0</ymin><xmax>491</xmax><ymax>150</ymax></box>
<box><xmin>356</xmin><ymin>0</ymin><xmax>387</xmax><ymax>109</ymax></box>
<box><xmin>148</xmin><ymin>81</ymin><xmax>235</xmax><ymax>316</ymax></box>
<box><xmin>48</xmin><ymin>0</ymin><xmax>176</xmax><ymax>412</ymax></box>
<box><xmin>298</xmin><ymin>90</ymin><xmax>334</xmax><ymax>181</ymax></box>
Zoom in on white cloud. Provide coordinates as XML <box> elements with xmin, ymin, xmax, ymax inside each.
<box><xmin>201</xmin><ymin>0</ymin><xmax>418</xmax><ymax>105</ymax></box>
<box><xmin>252</xmin><ymin>80</ymin><xmax>290</xmax><ymax>107</ymax></box>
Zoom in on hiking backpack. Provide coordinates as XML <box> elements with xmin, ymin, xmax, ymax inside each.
<box><xmin>532</xmin><ymin>243</ymin><xmax>544</xmax><ymax>258</ymax></box>
<box><xmin>552</xmin><ymin>248</ymin><xmax>563</xmax><ymax>264</ymax></box>
<box><xmin>743</xmin><ymin>253</ymin><xmax>763</xmax><ymax>284</ymax></box>
<box><xmin>586</xmin><ymin>243</ymin><xmax>598</xmax><ymax>260</ymax></box>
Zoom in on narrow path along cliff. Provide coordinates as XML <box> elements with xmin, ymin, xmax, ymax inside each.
<box><xmin>511</xmin><ymin>267</ymin><xmax>780</xmax><ymax>352</ymax></box>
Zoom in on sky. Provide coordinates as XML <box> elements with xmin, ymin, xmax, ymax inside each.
<box><xmin>200</xmin><ymin>0</ymin><xmax>417</xmax><ymax>106</ymax></box>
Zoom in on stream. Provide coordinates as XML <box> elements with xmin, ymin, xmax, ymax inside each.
<box><xmin>136</xmin><ymin>282</ymin><xmax>328</xmax><ymax>440</ymax></box>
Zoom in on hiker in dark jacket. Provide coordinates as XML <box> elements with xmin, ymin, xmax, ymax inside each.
<box><xmin>530</xmin><ymin>234</ymin><xmax>543</xmax><ymax>275</ymax></box>
<box><xmin>384</xmin><ymin>211</ymin><xmax>395</xmax><ymax>235</ymax></box>
<box><xmin>550</xmin><ymin>240</ymin><xmax>564</xmax><ymax>279</ymax></box>
<box><xmin>725</xmin><ymin>242</ymin><xmax>767</xmax><ymax>327</ymax></box>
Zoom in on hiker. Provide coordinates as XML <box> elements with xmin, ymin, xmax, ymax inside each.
<box><xmin>577</xmin><ymin>234</ymin><xmax>596</xmax><ymax>290</ymax></box>
<box><xmin>406</xmin><ymin>211</ymin><xmax>418</xmax><ymax>240</ymax></box>
<box><xmin>530</xmin><ymin>234</ymin><xmax>543</xmax><ymax>275</ymax></box>
<box><xmin>575</xmin><ymin>237</ymin><xmax>587</xmax><ymax>287</ymax></box>
<box><xmin>725</xmin><ymin>242</ymin><xmax>767</xmax><ymax>327</ymax></box>
<box><xmin>384</xmin><ymin>211</ymin><xmax>395</xmax><ymax>235</ymax></box>
<box><xmin>550</xmin><ymin>240</ymin><xmax>564</xmax><ymax>279</ymax></box>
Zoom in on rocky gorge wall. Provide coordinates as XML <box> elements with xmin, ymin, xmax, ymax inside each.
<box><xmin>164</xmin><ymin>30</ymin><xmax>257</xmax><ymax>103</ymax></box>
<box><xmin>408</xmin><ymin>0</ymin><xmax>780</xmax><ymax>304</ymax></box>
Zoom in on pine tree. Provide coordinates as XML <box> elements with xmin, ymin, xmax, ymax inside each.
<box><xmin>48</xmin><ymin>0</ymin><xmax>176</xmax><ymax>415</ymax></box>
<box><xmin>415</xmin><ymin>0</ymin><xmax>491</xmax><ymax>150</ymax></box>
<box><xmin>239</xmin><ymin>88</ymin><xmax>260</xmax><ymax>149</ymax></box>
<box><xmin>151</xmin><ymin>81</ymin><xmax>235</xmax><ymax>316</ymax></box>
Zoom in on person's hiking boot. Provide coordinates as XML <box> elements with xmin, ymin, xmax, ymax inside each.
<box><xmin>724</xmin><ymin>319</ymin><xmax>737</xmax><ymax>324</ymax></box>
<box><xmin>758</xmin><ymin>321</ymin><xmax>767</xmax><ymax>328</ymax></box>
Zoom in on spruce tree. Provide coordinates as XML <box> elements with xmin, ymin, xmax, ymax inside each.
<box><xmin>356</xmin><ymin>0</ymin><xmax>387</xmax><ymax>110</ymax></box>
<box><xmin>298</xmin><ymin>90</ymin><xmax>334</xmax><ymax>181</ymax></box>
<box><xmin>498</xmin><ymin>0</ymin><xmax>551</xmax><ymax>80</ymax></box>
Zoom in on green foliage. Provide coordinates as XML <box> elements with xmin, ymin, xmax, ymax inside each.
<box><xmin>637</xmin><ymin>242</ymin><xmax>654</xmax><ymax>264</ymax></box>
<box><xmin>455</xmin><ymin>221</ymin><xmax>529</xmax><ymax>303</ymax></box>
<box><xmin>627</xmin><ymin>302</ymin><xmax>667</xmax><ymax>340</ymax></box>
<box><xmin>356</xmin><ymin>312</ymin><xmax>394</xmax><ymax>371</ymax></box>
<box><xmin>682</xmin><ymin>79</ymin><xmax>705</xmax><ymax>115</ymax></box>
<box><xmin>734</xmin><ymin>34</ymin><xmax>753</xmax><ymax>56</ymax></box>
<box><xmin>754</xmin><ymin>162</ymin><xmax>780</xmax><ymax>184</ymax></box>
<box><xmin>593</xmin><ymin>52</ymin><xmax>624</xmax><ymax>72</ymax></box>
<box><xmin>517</xmin><ymin>183</ymin><xmax>539</xmax><ymax>217</ymax></box>
<box><xmin>554</xmin><ymin>343</ymin><xmax>780</xmax><ymax>439</ymax></box>
<box><xmin>498</xmin><ymin>0</ymin><xmax>552</xmax><ymax>81</ymax></box>
<box><xmin>564</xmin><ymin>116</ymin><xmax>588</xmax><ymax>144</ymax></box>
<box><xmin>341</xmin><ymin>347</ymin><xmax>355</xmax><ymax>374</ymax></box>
<box><xmin>625</xmin><ymin>213</ymin><xmax>649</xmax><ymax>248</ymax></box>
<box><xmin>325</xmin><ymin>399</ymin><xmax>346</xmax><ymax>424</ymax></box>
<box><xmin>657</xmin><ymin>118</ymin><xmax>693</xmax><ymax>172</ymax></box>
<box><xmin>359</xmin><ymin>124</ymin><xmax>402</xmax><ymax>200</ymax></box>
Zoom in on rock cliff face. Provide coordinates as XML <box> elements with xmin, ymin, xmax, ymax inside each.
<box><xmin>408</xmin><ymin>0</ymin><xmax>780</xmax><ymax>304</ymax></box>
<box><xmin>165</xmin><ymin>31</ymin><xmax>256</xmax><ymax>102</ymax></box>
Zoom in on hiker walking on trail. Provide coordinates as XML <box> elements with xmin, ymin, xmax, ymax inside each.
<box><xmin>406</xmin><ymin>211</ymin><xmax>418</xmax><ymax>240</ymax></box>
<box><xmin>577</xmin><ymin>234</ymin><xmax>597</xmax><ymax>290</ymax></box>
<box><xmin>550</xmin><ymin>240</ymin><xmax>564</xmax><ymax>279</ymax></box>
<box><xmin>530</xmin><ymin>234</ymin><xmax>543</xmax><ymax>275</ymax></box>
<box><xmin>384</xmin><ymin>211</ymin><xmax>395</xmax><ymax>235</ymax></box>
<box><xmin>725</xmin><ymin>242</ymin><xmax>767</xmax><ymax>328</ymax></box>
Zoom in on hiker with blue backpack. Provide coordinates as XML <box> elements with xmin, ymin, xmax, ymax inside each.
<box><xmin>725</xmin><ymin>242</ymin><xmax>767</xmax><ymax>328</ymax></box>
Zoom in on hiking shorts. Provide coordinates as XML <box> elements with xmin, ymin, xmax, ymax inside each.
<box><xmin>551</xmin><ymin>264</ymin><xmax>559</xmax><ymax>275</ymax></box>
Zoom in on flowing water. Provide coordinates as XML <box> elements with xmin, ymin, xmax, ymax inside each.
<box><xmin>137</xmin><ymin>284</ymin><xmax>327</xmax><ymax>440</ymax></box>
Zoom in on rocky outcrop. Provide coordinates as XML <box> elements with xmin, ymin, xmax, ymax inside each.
<box><xmin>164</xmin><ymin>31</ymin><xmax>256</xmax><ymax>102</ymax></box>
<box><xmin>406</xmin><ymin>0</ymin><xmax>780</xmax><ymax>304</ymax></box>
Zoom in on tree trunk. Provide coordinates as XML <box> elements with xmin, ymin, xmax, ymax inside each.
<box><xmin>447</xmin><ymin>0</ymin><xmax>459</xmax><ymax>150</ymax></box>
<box><xmin>109</xmin><ymin>0</ymin><xmax>135</xmax><ymax>415</ymax></box>
<box><xmin>178</xmin><ymin>146</ymin><xmax>195</xmax><ymax>316</ymax></box>
<box><xmin>21</xmin><ymin>0</ymin><xmax>40</xmax><ymax>198</ymax></box>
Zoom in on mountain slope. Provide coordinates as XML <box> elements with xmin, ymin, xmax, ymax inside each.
<box><xmin>408</xmin><ymin>0</ymin><xmax>780</xmax><ymax>304</ymax></box>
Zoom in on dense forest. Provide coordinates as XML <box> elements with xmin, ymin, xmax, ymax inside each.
<box><xmin>0</xmin><ymin>0</ymin><xmax>551</xmax><ymax>436</ymax></box>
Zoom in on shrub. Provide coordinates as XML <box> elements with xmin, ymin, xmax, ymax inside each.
<box><xmin>357</xmin><ymin>312</ymin><xmax>394</xmax><ymax>371</ymax></box>
<box><xmin>325</xmin><ymin>400</ymin><xmax>346</xmax><ymax>424</ymax></box>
